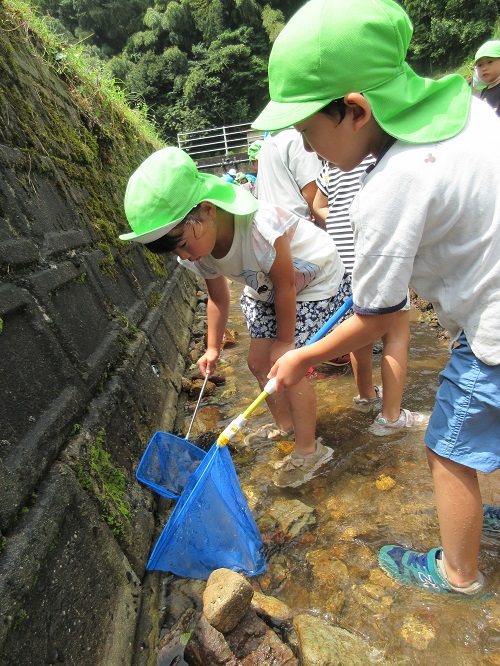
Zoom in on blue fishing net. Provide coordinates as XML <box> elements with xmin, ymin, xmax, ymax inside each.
<box><xmin>143</xmin><ymin>441</ymin><xmax>266</xmax><ymax>579</ymax></box>
<box><xmin>136</xmin><ymin>431</ymin><xmax>205</xmax><ymax>500</ymax></box>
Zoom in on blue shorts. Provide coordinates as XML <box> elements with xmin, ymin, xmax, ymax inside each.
<box><xmin>424</xmin><ymin>332</ymin><xmax>500</xmax><ymax>473</ymax></box>
<box><xmin>240</xmin><ymin>273</ymin><xmax>353</xmax><ymax>347</ymax></box>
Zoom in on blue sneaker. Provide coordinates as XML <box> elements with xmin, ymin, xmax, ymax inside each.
<box><xmin>378</xmin><ymin>546</ymin><xmax>485</xmax><ymax>595</ymax></box>
<box><xmin>483</xmin><ymin>504</ymin><xmax>500</xmax><ymax>534</ymax></box>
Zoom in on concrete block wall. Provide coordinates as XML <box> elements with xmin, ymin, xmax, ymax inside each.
<box><xmin>0</xmin><ymin>8</ymin><xmax>197</xmax><ymax>665</ymax></box>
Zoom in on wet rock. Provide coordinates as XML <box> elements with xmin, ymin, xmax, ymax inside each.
<box><xmin>258</xmin><ymin>499</ymin><xmax>316</xmax><ymax>543</ymax></box>
<box><xmin>157</xmin><ymin>607</ymin><xmax>200</xmax><ymax>665</ymax></box>
<box><xmin>162</xmin><ymin>578</ymin><xmax>206</xmax><ymax>625</ymax></box>
<box><xmin>189</xmin><ymin>378</ymin><xmax>217</xmax><ymax>398</ymax></box>
<box><xmin>279</xmin><ymin>579</ymin><xmax>311</xmax><ymax>611</ymax></box>
<box><xmin>190</xmin><ymin>431</ymin><xmax>217</xmax><ymax>451</ymax></box>
<box><xmin>293</xmin><ymin>613</ymin><xmax>373</xmax><ymax>666</ymax></box>
<box><xmin>225</xmin><ymin>608</ymin><xmax>298</xmax><ymax>665</ymax></box>
<box><xmin>276</xmin><ymin>440</ymin><xmax>295</xmax><ymax>456</ymax></box>
<box><xmin>221</xmin><ymin>329</ymin><xmax>238</xmax><ymax>349</ymax></box>
<box><xmin>187</xmin><ymin>405</ymin><xmax>223</xmax><ymax>439</ymax></box>
<box><xmin>400</xmin><ymin>615</ymin><xmax>436</xmax><ymax>651</ymax></box>
<box><xmin>186</xmin><ymin>604</ymin><xmax>298</xmax><ymax>666</ymax></box>
<box><xmin>185</xmin><ymin>613</ymin><xmax>238</xmax><ymax>666</ymax></box>
<box><xmin>375</xmin><ymin>474</ymin><xmax>396</xmax><ymax>491</ymax></box>
<box><xmin>309</xmin><ymin>588</ymin><xmax>346</xmax><ymax>617</ymax></box>
<box><xmin>367</xmin><ymin>568</ymin><xmax>399</xmax><ymax>591</ymax></box>
<box><xmin>191</xmin><ymin>368</ymin><xmax>227</xmax><ymax>385</ymax></box>
<box><xmin>203</xmin><ymin>569</ymin><xmax>254</xmax><ymax>634</ymax></box>
<box><xmin>251</xmin><ymin>590</ymin><xmax>294</xmax><ymax>623</ymax></box>
<box><xmin>307</xmin><ymin>549</ymin><xmax>350</xmax><ymax>592</ymax></box>
<box><xmin>350</xmin><ymin>583</ymin><xmax>393</xmax><ymax>614</ymax></box>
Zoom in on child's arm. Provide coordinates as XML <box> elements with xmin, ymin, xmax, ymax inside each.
<box><xmin>268</xmin><ymin>310</ymin><xmax>402</xmax><ymax>390</ymax></box>
<box><xmin>268</xmin><ymin>234</ymin><xmax>298</xmax><ymax>364</ymax></box>
<box><xmin>197</xmin><ymin>275</ymin><xmax>231</xmax><ymax>377</ymax></box>
<box><xmin>312</xmin><ymin>188</ymin><xmax>328</xmax><ymax>231</ymax></box>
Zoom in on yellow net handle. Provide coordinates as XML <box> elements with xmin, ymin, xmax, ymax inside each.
<box><xmin>216</xmin><ymin>378</ymin><xmax>276</xmax><ymax>447</ymax></box>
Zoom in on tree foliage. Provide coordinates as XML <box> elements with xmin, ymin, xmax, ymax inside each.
<box><xmin>37</xmin><ymin>0</ymin><xmax>500</xmax><ymax>144</ymax></box>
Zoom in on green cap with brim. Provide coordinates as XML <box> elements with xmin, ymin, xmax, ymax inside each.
<box><xmin>252</xmin><ymin>0</ymin><xmax>471</xmax><ymax>144</ymax></box>
<box><xmin>248</xmin><ymin>140</ymin><xmax>264</xmax><ymax>161</ymax></box>
<box><xmin>120</xmin><ymin>147</ymin><xmax>258</xmax><ymax>243</ymax></box>
<box><xmin>475</xmin><ymin>39</ymin><xmax>500</xmax><ymax>62</ymax></box>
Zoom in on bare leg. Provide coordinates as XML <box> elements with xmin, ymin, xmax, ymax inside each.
<box><xmin>285</xmin><ymin>377</ymin><xmax>317</xmax><ymax>455</ymax></box>
<box><xmin>426</xmin><ymin>447</ymin><xmax>482</xmax><ymax>586</ymax></box>
<box><xmin>380</xmin><ymin>309</ymin><xmax>410</xmax><ymax>422</ymax></box>
<box><xmin>351</xmin><ymin>344</ymin><xmax>376</xmax><ymax>400</ymax></box>
<box><xmin>247</xmin><ymin>337</ymin><xmax>317</xmax><ymax>454</ymax></box>
<box><xmin>247</xmin><ymin>338</ymin><xmax>293</xmax><ymax>432</ymax></box>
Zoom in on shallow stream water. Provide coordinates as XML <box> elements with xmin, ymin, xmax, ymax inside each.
<box><xmin>178</xmin><ymin>282</ymin><xmax>500</xmax><ymax>664</ymax></box>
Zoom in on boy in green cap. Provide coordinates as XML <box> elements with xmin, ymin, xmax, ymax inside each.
<box><xmin>474</xmin><ymin>39</ymin><xmax>500</xmax><ymax>116</ymax></box>
<box><xmin>253</xmin><ymin>0</ymin><xmax>500</xmax><ymax>594</ymax></box>
<box><xmin>119</xmin><ymin>146</ymin><xmax>354</xmax><ymax>488</ymax></box>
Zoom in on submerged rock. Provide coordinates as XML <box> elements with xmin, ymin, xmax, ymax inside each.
<box><xmin>259</xmin><ymin>499</ymin><xmax>316</xmax><ymax>543</ymax></box>
<box><xmin>251</xmin><ymin>590</ymin><xmax>294</xmax><ymax>623</ymax></box>
<box><xmin>293</xmin><ymin>613</ymin><xmax>373</xmax><ymax>666</ymax></box>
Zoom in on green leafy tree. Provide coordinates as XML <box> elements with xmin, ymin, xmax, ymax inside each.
<box><xmin>402</xmin><ymin>0</ymin><xmax>499</xmax><ymax>74</ymax></box>
<box><xmin>38</xmin><ymin>0</ymin><xmax>153</xmax><ymax>53</ymax></box>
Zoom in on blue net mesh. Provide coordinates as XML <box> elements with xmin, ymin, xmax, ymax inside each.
<box><xmin>144</xmin><ymin>442</ymin><xmax>266</xmax><ymax>579</ymax></box>
<box><xmin>136</xmin><ymin>431</ymin><xmax>206</xmax><ymax>499</ymax></box>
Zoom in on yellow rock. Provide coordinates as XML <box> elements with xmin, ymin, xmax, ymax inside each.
<box><xmin>276</xmin><ymin>440</ymin><xmax>295</xmax><ymax>455</ymax></box>
<box><xmin>400</xmin><ymin>616</ymin><xmax>436</xmax><ymax>651</ymax></box>
<box><xmin>376</xmin><ymin>474</ymin><xmax>396</xmax><ymax>491</ymax></box>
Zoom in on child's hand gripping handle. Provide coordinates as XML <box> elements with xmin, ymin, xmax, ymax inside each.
<box><xmin>216</xmin><ymin>378</ymin><xmax>277</xmax><ymax>447</ymax></box>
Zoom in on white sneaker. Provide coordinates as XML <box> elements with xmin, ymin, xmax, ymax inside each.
<box><xmin>369</xmin><ymin>408</ymin><xmax>427</xmax><ymax>436</ymax></box>
<box><xmin>353</xmin><ymin>385</ymin><xmax>383</xmax><ymax>412</ymax></box>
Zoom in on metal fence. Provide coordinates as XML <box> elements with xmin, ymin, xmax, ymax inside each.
<box><xmin>177</xmin><ymin>122</ymin><xmax>265</xmax><ymax>170</ymax></box>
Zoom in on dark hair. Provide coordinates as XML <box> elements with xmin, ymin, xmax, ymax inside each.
<box><xmin>145</xmin><ymin>225</ymin><xmax>185</xmax><ymax>254</ymax></box>
<box><xmin>144</xmin><ymin>203</ymin><xmax>203</xmax><ymax>254</ymax></box>
<box><xmin>320</xmin><ymin>98</ymin><xmax>347</xmax><ymax>122</ymax></box>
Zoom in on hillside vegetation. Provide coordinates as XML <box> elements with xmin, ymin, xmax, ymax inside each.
<box><xmin>10</xmin><ymin>0</ymin><xmax>500</xmax><ymax>144</ymax></box>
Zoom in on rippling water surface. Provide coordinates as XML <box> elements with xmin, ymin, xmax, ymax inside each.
<box><xmin>182</xmin><ymin>282</ymin><xmax>500</xmax><ymax>664</ymax></box>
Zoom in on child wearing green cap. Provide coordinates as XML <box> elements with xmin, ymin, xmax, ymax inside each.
<box><xmin>474</xmin><ymin>39</ymin><xmax>500</xmax><ymax>116</ymax></box>
<box><xmin>253</xmin><ymin>0</ymin><xmax>500</xmax><ymax>594</ymax></box>
<box><xmin>120</xmin><ymin>146</ymin><xmax>355</xmax><ymax>488</ymax></box>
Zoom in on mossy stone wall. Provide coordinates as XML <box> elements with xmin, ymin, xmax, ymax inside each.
<box><xmin>0</xmin><ymin>6</ymin><xmax>197</xmax><ymax>665</ymax></box>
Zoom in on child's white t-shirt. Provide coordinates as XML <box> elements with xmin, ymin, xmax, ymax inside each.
<box><xmin>178</xmin><ymin>201</ymin><xmax>344</xmax><ymax>304</ymax></box>
<box><xmin>350</xmin><ymin>97</ymin><xmax>500</xmax><ymax>365</ymax></box>
<box><xmin>254</xmin><ymin>129</ymin><xmax>322</xmax><ymax>220</ymax></box>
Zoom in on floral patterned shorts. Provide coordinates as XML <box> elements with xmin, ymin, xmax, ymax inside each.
<box><xmin>240</xmin><ymin>273</ymin><xmax>353</xmax><ymax>347</ymax></box>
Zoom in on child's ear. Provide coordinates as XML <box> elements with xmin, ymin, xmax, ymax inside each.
<box><xmin>200</xmin><ymin>201</ymin><xmax>216</xmax><ymax>219</ymax></box>
<box><xmin>343</xmin><ymin>93</ymin><xmax>373</xmax><ymax>131</ymax></box>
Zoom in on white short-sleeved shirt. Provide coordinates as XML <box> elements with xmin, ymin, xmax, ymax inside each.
<box><xmin>350</xmin><ymin>97</ymin><xmax>500</xmax><ymax>365</ymax></box>
<box><xmin>179</xmin><ymin>201</ymin><xmax>344</xmax><ymax>303</ymax></box>
<box><xmin>254</xmin><ymin>129</ymin><xmax>322</xmax><ymax>219</ymax></box>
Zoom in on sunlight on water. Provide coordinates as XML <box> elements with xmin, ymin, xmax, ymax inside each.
<box><xmin>186</xmin><ymin>282</ymin><xmax>500</xmax><ymax>664</ymax></box>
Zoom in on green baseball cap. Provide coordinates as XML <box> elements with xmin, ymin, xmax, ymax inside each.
<box><xmin>475</xmin><ymin>39</ymin><xmax>500</xmax><ymax>62</ymax></box>
<box><xmin>248</xmin><ymin>139</ymin><xmax>264</xmax><ymax>161</ymax></box>
<box><xmin>252</xmin><ymin>0</ymin><xmax>471</xmax><ymax>144</ymax></box>
<box><xmin>120</xmin><ymin>147</ymin><xmax>258</xmax><ymax>243</ymax></box>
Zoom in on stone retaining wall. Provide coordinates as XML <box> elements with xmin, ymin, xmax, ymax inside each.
<box><xmin>0</xmin><ymin>8</ymin><xmax>197</xmax><ymax>664</ymax></box>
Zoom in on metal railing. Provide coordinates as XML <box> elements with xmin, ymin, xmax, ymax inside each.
<box><xmin>177</xmin><ymin>122</ymin><xmax>264</xmax><ymax>170</ymax></box>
